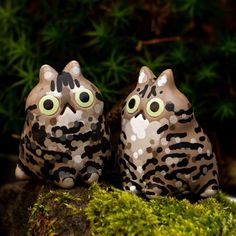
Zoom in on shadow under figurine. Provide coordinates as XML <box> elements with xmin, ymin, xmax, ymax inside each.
<box><xmin>16</xmin><ymin>60</ymin><xmax>111</xmax><ymax>188</ymax></box>
<box><xmin>118</xmin><ymin>66</ymin><xmax>219</xmax><ymax>199</ymax></box>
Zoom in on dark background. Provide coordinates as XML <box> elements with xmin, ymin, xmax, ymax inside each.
<box><xmin>0</xmin><ymin>0</ymin><xmax>236</xmax><ymax>193</ymax></box>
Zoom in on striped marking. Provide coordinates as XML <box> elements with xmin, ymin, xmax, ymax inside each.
<box><xmin>157</xmin><ymin>124</ymin><xmax>168</xmax><ymax>134</ymax></box>
<box><xmin>169</xmin><ymin>142</ymin><xmax>204</xmax><ymax>150</ymax></box>
<box><xmin>123</xmin><ymin>154</ymin><xmax>137</xmax><ymax>170</ymax></box>
<box><xmin>197</xmin><ymin>179</ymin><xmax>218</xmax><ymax>195</ymax></box>
<box><xmin>192</xmin><ymin>163</ymin><xmax>214</xmax><ymax>181</ymax></box>
<box><xmin>194</xmin><ymin>153</ymin><xmax>213</xmax><ymax>161</ymax></box>
<box><xmin>178</xmin><ymin>115</ymin><xmax>194</xmax><ymax>123</ymax></box>
<box><xmin>139</xmin><ymin>84</ymin><xmax>149</xmax><ymax>97</ymax></box>
<box><xmin>147</xmin><ymin>85</ymin><xmax>157</xmax><ymax>98</ymax></box>
<box><xmin>142</xmin><ymin>158</ymin><xmax>158</xmax><ymax>170</ymax></box>
<box><xmin>54</xmin><ymin>72</ymin><xmax>78</xmax><ymax>92</ymax></box>
<box><xmin>164</xmin><ymin>167</ymin><xmax>197</xmax><ymax>180</ymax></box>
<box><xmin>142</xmin><ymin>165</ymin><xmax>169</xmax><ymax>181</ymax></box>
<box><xmin>175</xmin><ymin>107</ymin><xmax>193</xmax><ymax>116</ymax></box>
<box><xmin>161</xmin><ymin>153</ymin><xmax>187</xmax><ymax>161</ymax></box>
<box><xmin>166</xmin><ymin>132</ymin><xmax>187</xmax><ymax>141</ymax></box>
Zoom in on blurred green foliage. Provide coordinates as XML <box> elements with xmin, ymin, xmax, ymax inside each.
<box><xmin>0</xmin><ymin>0</ymin><xmax>235</xmax><ymax>137</ymax></box>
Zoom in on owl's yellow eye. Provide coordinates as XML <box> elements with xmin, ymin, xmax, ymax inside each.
<box><xmin>126</xmin><ymin>94</ymin><xmax>140</xmax><ymax>114</ymax></box>
<box><xmin>39</xmin><ymin>95</ymin><xmax>59</xmax><ymax>116</ymax></box>
<box><xmin>75</xmin><ymin>87</ymin><xmax>94</xmax><ymax>108</ymax></box>
<box><xmin>146</xmin><ymin>98</ymin><xmax>164</xmax><ymax>117</ymax></box>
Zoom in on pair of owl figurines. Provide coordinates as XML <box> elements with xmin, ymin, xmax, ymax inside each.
<box><xmin>16</xmin><ymin>60</ymin><xmax>219</xmax><ymax>199</ymax></box>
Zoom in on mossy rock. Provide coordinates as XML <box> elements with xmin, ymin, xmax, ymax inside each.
<box><xmin>87</xmin><ymin>185</ymin><xmax>236</xmax><ymax>236</ymax></box>
<box><xmin>28</xmin><ymin>188</ymin><xmax>90</xmax><ymax>236</ymax></box>
<box><xmin>28</xmin><ymin>184</ymin><xmax>236</xmax><ymax>235</ymax></box>
<box><xmin>1</xmin><ymin>181</ymin><xmax>236</xmax><ymax>236</ymax></box>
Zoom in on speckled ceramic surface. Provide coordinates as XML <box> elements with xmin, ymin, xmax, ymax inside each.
<box><xmin>118</xmin><ymin>66</ymin><xmax>219</xmax><ymax>198</ymax></box>
<box><xmin>16</xmin><ymin>60</ymin><xmax>110</xmax><ymax>188</ymax></box>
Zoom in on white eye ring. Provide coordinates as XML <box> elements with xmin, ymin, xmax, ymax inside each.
<box><xmin>38</xmin><ymin>95</ymin><xmax>59</xmax><ymax>116</ymax></box>
<box><xmin>126</xmin><ymin>94</ymin><xmax>140</xmax><ymax>114</ymax></box>
<box><xmin>75</xmin><ymin>87</ymin><xmax>94</xmax><ymax>108</ymax></box>
<box><xmin>146</xmin><ymin>97</ymin><xmax>164</xmax><ymax>117</ymax></box>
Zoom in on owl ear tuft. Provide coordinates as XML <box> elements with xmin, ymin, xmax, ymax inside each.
<box><xmin>156</xmin><ymin>69</ymin><xmax>175</xmax><ymax>88</ymax></box>
<box><xmin>63</xmin><ymin>60</ymin><xmax>81</xmax><ymax>77</ymax></box>
<box><xmin>138</xmin><ymin>66</ymin><xmax>156</xmax><ymax>84</ymax></box>
<box><xmin>39</xmin><ymin>64</ymin><xmax>58</xmax><ymax>82</ymax></box>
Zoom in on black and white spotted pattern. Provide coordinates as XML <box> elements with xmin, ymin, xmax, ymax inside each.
<box><xmin>16</xmin><ymin>60</ymin><xmax>111</xmax><ymax>188</ymax></box>
<box><xmin>118</xmin><ymin>66</ymin><xmax>218</xmax><ymax>199</ymax></box>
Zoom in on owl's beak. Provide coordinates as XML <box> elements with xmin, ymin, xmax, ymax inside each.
<box><xmin>60</xmin><ymin>103</ymin><xmax>76</xmax><ymax>115</ymax></box>
<box><xmin>135</xmin><ymin>110</ymin><xmax>146</xmax><ymax>120</ymax></box>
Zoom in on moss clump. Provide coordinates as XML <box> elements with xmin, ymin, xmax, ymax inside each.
<box><xmin>27</xmin><ymin>184</ymin><xmax>236</xmax><ymax>236</ymax></box>
<box><xmin>28</xmin><ymin>190</ymin><xmax>83</xmax><ymax>236</ymax></box>
<box><xmin>86</xmin><ymin>185</ymin><xmax>236</xmax><ymax>236</ymax></box>
<box><xmin>149</xmin><ymin>192</ymin><xmax>236</xmax><ymax>236</ymax></box>
<box><xmin>87</xmin><ymin>185</ymin><xmax>159</xmax><ymax>236</ymax></box>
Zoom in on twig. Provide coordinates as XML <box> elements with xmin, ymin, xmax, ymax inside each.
<box><xmin>136</xmin><ymin>36</ymin><xmax>182</xmax><ymax>51</ymax></box>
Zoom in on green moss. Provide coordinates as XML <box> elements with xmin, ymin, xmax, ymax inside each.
<box><xmin>86</xmin><ymin>184</ymin><xmax>159</xmax><ymax>236</ymax></box>
<box><xmin>86</xmin><ymin>184</ymin><xmax>236</xmax><ymax>236</ymax></box>
<box><xmin>27</xmin><ymin>184</ymin><xmax>236</xmax><ymax>236</ymax></box>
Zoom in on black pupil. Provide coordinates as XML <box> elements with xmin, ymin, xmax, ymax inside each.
<box><xmin>43</xmin><ymin>99</ymin><xmax>54</xmax><ymax>110</ymax></box>
<box><xmin>80</xmin><ymin>92</ymin><xmax>90</xmax><ymax>103</ymax></box>
<box><xmin>128</xmin><ymin>98</ymin><xmax>136</xmax><ymax>109</ymax></box>
<box><xmin>150</xmin><ymin>101</ymin><xmax>159</xmax><ymax>112</ymax></box>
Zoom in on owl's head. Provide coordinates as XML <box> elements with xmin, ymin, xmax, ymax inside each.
<box><xmin>25</xmin><ymin>60</ymin><xmax>104</xmax><ymax>127</ymax></box>
<box><xmin>122</xmin><ymin>66</ymin><xmax>191</xmax><ymax>124</ymax></box>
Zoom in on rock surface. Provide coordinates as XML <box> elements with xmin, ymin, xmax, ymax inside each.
<box><xmin>0</xmin><ymin>180</ymin><xmax>91</xmax><ymax>236</ymax></box>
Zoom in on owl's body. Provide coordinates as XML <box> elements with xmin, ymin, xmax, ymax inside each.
<box><xmin>16</xmin><ymin>61</ymin><xmax>110</xmax><ymax>188</ymax></box>
<box><xmin>118</xmin><ymin>67</ymin><xmax>218</xmax><ymax>199</ymax></box>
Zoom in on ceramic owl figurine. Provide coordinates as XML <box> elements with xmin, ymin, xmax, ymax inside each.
<box><xmin>118</xmin><ymin>66</ymin><xmax>219</xmax><ymax>199</ymax></box>
<box><xmin>16</xmin><ymin>60</ymin><xmax>110</xmax><ymax>188</ymax></box>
